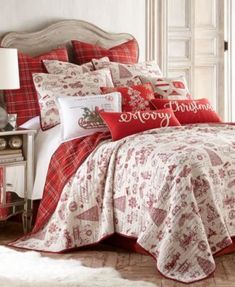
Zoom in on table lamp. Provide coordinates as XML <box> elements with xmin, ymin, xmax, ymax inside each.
<box><xmin>0</xmin><ymin>48</ymin><xmax>20</xmax><ymax>129</ymax></box>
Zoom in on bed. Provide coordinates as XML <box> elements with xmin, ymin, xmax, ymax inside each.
<box><xmin>1</xmin><ymin>20</ymin><xmax>235</xmax><ymax>284</ymax></box>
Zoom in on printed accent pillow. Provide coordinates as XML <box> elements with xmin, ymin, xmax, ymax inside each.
<box><xmin>92</xmin><ymin>58</ymin><xmax>162</xmax><ymax>87</ymax></box>
<box><xmin>151</xmin><ymin>98</ymin><xmax>222</xmax><ymax>125</ymax></box>
<box><xmin>100</xmin><ymin>109</ymin><xmax>181</xmax><ymax>141</ymax></box>
<box><xmin>72</xmin><ymin>39</ymin><xmax>138</xmax><ymax>64</ymax></box>
<box><xmin>4</xmin><ymin>47</ymin><xmax>69</xmax><ymax>126</ymax></box>
<box><xmin>140</xmin><ymin>75</ymin><xmax>192</xmax><ymax>99</ymax></box>
<box><xmin>58</xmin><ymin>92</ymin><xmax>122</xmax><ymax>141</ymax></box>
<box><xmin>101</xmin><ymin>83</ymin><xmax>155</xmax><ymax>112</ymax></box>
<box><xmin>33</xmin><ymin>68</ymin><xmax>114</xmax><ymax>130</ymax></box>
<box><xmin>43</xmin><ymin>59</ymin><xmax>95</xmax><ymax>75</ymax></box>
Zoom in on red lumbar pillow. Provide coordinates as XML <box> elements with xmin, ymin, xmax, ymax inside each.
<box><xmin>101</xmin><ymin>83</ymin><xmax>155</xmax><ymax>112</ymax></box>
<box><xmin>151</xmin><ymin>98</ymin><xmax>222</xmax><ymax>125</ymax></box>
<box><xmin>4</xmin><ymin>47</ymin><xmax>69</xmax><ymax>126</ymax></box>
<box><xmin>71</xmin><ymin>39</ymin><xmax>138</xmax><ymax>65</ymax></box>
<box><xmin>99</xmin><ymin>109</ymin><xmax>181</xmax><ymax>141</ymax></box>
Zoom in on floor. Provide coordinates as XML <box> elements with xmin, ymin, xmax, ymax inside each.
<box><xmin>1</xmin><ymin>221</ymin><xmax>235</xmax><ymax>287</ymax></box>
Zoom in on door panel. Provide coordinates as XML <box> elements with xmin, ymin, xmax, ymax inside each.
<box><xmin>167</xmin><ymin>0</ymin><xmax>224</xmax><ymax>118</ymax></box>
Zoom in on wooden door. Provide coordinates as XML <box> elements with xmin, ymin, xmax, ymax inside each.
<box><xmin>166</xmin><ymin>0</ymin><xmax>225</xmax><ymax>118</ymax></box>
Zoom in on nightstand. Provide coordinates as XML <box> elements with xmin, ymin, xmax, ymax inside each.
<box><xmin>0</xmin><ymin>128</ymin><xmax>36</xmax><ymax>233</ymax></box>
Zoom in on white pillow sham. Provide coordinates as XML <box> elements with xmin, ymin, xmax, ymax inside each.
<box><xmin>58</xmin><ymin>92</ymin><xmax>122</xmax><ymax>142</ymax></box>
<box><xmin>19</xmin><ymin>116</ymin><xmax>40</xmax><ymax>132</ymax></box>
<box><xmin>43</xmin><ymin>57</ymin><xmax>110</xmax><ymax>77</ymax></box>
<box><xmin>33</xmin><ymin>68</ymin><xmax>114</xmax><ymax>131</ymax></box>
<box><xmin>92</xmin><ymin>58</ymin><xmax>162</xmax><ymax>87</ymax></box>
<box><xmin>43</xmin><ymin>59</ymin><xmax>94</xmax><ymax>75</ymax></box>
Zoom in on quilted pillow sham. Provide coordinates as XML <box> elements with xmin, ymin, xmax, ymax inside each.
<box><xmin>72</xmin><ymin>39</ymin><xmax>138</xmax><ymax>64</ymax></box>
<box><xmin>4</xmin><ymin>47</ymin><xmax>69</xmax><ymax>126</ymax></box>
<box><xmin>43</xmin><ymin>59</ymin><xmax>94</xmax><ymax>75</ymax></box>
<box><xmin>101</xmin><ymin>83</ymin><xmax>155</xmax><ymax>112</ymax></box>
<box><xmin>58</xmin><ymin>92</ymin><xmax>122</xmax><ymax>141</ymax></box>
<box><xmin>100</xmin><ymin>109</ymin><xmax>181</xmax><ymax>141</ymax></box>
<box><xmin>92</xmin><ymin>57</ymin><xmax>162</xmax><ymax>87</ymax></box>
<box><xmin>140</xmin><ymin>75</ymin><xmax>192</xmax><ymax>100</ymax></box>
<box><xmin>33</xmin><ymin>68</ymin><xmax>114</xmax><ymax>130</ymax></box>
<box><xmin>151</xmin><ymin>98</ymin><xmax>222</xmax><ymax>125</ymax></box>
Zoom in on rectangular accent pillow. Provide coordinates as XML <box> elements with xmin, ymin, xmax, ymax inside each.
<box><xmin>100</xmin><ymin>109</ymin><xmax>181</xmax><ymax>141</ymax></box>
<box><xmin>4</xmin><ymin>48</ymin><xmax>69</xmax><ymax>126</ymax></box>
<box><xmin>43</xmin><ymin>59</ymin><xmax>94</xmax><ymax>75</ymax></box>
<box><xmin>33</xmin><ymin>68</ymin><xmax>114</xmax><ymax>130</ymax></box>
<box><xmin>92</xmin><ymin>58</ymin><xmax>162</xmax><ymax>87</ymax></box>
<box><xmin>101</xmin><ymin>83</ymin><xmax>155</xmax><ymax>112</ymax></box>
<box><xmin>58</xmin><ymin>92</ymin><xmax>122</xmax><ymax>141</ymax></box>
<box><xmin>72</xmin><ymin>39</ymin><xmax>138</xmax><ymax>64</ymax></box>
<box><xmin>151</xmin><ymin>98</ymin><xmax>222</xmax><ymax>125</ymax></box>
<box><xmin>140</xmin><ymin>75</ymin><xmax>192</xmax><ymax>100</ymax></box>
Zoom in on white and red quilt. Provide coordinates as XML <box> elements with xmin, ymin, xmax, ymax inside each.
<box><xmin>11</xmin><ymin>124</ymin><xmax>235</xmax><ymax>283</ymax></box>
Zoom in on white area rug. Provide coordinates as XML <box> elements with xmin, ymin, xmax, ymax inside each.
<box><xmin>0</xmin><ymin>246</ymin><xmax>157</xmax><ymax>287</ymax></box>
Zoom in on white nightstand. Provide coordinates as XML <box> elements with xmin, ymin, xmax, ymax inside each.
<box><xmin>0</xmin><ymin>128</ymin><xmax>36</xmax><ymax>233</ymax></box>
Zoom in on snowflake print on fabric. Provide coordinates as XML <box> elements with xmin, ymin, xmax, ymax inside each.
<box><xmin>101</xmin><ymin>83</ymin><xmax>155</xmax><ymax>112</ymax></box>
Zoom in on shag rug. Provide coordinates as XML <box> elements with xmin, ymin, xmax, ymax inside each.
<box><xmin>0</xmin><ymin>246</ymin><xmax>157</xmax><ymax>287</ymax></box>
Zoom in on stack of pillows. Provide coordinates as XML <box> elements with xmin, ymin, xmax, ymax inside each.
<box><xmin>4</xmin><ymin>38</ymin><xmax>222</xmax><ymax>142</ymax></box>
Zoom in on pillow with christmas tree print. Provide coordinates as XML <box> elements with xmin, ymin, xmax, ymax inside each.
<box><xmin>92</xmin><ymin>57</ymin><xmax>162</xmax><ymax>87</ymax></box>
<box><xmin>101</xmin><ymin>83</ymin><xmax>155</xmax><ymax>112</ymax></box>
<box><xmin>58</xmin><ymin>92</ymin><xmax>121</xmax><ymax>141</ymax></box>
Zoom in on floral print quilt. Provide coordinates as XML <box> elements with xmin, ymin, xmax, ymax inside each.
<box><xmin>11</xmin><ymin>124</ymin><xmax>235</xmax><ymax>283</ymax></box>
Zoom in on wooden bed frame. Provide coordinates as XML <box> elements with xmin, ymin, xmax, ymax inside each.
<box><xmin>1</xmin><ymin>19</ymin><xmax>235</xmax><ymax>261</ymax></box>
<box><xmin>0</xmin><ymin>19</ymin><xmax>139</xmax><ymax>61</ymax></box>
<box><xmin>0</xmin><ymin>19</ymin><xmax>138</xmax><ymax>105</ymax></box>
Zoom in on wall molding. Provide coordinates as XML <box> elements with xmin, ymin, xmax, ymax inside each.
<box><xmin>145</xmin><ymin>0</ymin><xmax>167</xmax><ymax>74</ymax></box>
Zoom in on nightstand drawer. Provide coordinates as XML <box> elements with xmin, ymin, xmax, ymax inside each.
<box><xmin>6</xmin><ymin>163</ymin><xmax>26</xmax><ymax>198</ymax></box>
<box><xmin>0</xmin><ymin>162</ymin><xmax>26</xmax><ymax>220</ymax></box>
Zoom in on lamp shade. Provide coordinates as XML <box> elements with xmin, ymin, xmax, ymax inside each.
<box><xmin>0</xmin><ymin>48</ymin><xmax>20</xmax><ymax>90</ymax></box>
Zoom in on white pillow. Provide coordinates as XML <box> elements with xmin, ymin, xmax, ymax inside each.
<box><xmin>92</xmin><ymin>58</ymin><xmax>162</xmax><ymax>87</ymax></box>
<box><xmin>43</xmin><ymin>58</ymin><xmax>109</xmax><ymax>76</ymax></box>
<box><xmin>33</xmin><ymin>68</ymin><xmax>114</xmax><ymax>131</ymax></box>
<box><xmin>43</xmin><ymin>59</ymin><xmax>94</xmax><ymax>75</ymax></box>
<box><xmin>58</xmin><ymin>92</ymin><xmax>122</xmax><ymax>142</ymax></box>
<box><xmin>19</xmin><ymin>116</ymin><xmax>40</xmax><ymax>132</ymax></box>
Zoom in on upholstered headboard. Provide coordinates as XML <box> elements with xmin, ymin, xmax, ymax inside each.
<box><xmin>0</xmin><ymin>19</ymin><xmax>138</xmax><ymax>60</ymax></box>
<box><xmin>0</xmin><ymin>19</ymin><xmax>138</xmax><ymax>107</ymax></box>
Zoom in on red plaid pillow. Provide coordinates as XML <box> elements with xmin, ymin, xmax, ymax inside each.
<box><xmin>72</xmin><ymin>39</ymin><xmax>138</xmax><ymax>65</ymax></box>
<box><xmin>151</xmin><ymin>98</ymin><xmax>222</xmax><ymax>125</ymax></box>
<box><xmin>4</xmin><ymin>48</ymin><xmax>69</xmax><ymax>126</ymax></box>
<box><xmin>100</xmin><ymin>109</ymin><xmax>181</xmax><ymax>141</ymax></box>
<box><xmin>101</xmin><ymin>83</ymin><xmax>155</xmax><ymax>112</ymax></box>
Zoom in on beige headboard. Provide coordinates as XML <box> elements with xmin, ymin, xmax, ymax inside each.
<box><xmin>0</xmin><ymin>19</ymin><xmax>139</xmax><ymax>61</ymax></box>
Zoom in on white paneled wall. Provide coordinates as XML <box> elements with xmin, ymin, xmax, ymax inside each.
<box><xmin>0</xmin><ymin>0</ymin><xmax>227</xmax><ymax>119</ymax></box>
<box><xmin>167</xmin><ymin>0</ymin><xmax>225</xmax><ymax>118</ymax></box>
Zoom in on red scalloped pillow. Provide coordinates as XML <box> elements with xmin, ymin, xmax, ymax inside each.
<box><xmin>99</xmin><ymin>109</ymin><xmax>181</xmax><ymax>141</ymax></box>
<box><xmin>101</xmin><ymin>83</ymin><xmax>155</xmax><ymax>112</ymax></box>
<box><xmin>71</xmin><ymin>39</ymin><xmax>138</xmax><ymax>64</ymax></box>
<box><xmin>4</xmin><ymin>47</ymin><xmax>69</xmax><ymax>126</ymax></box>
<box><xmin>151</xmin><ymin>98</ymin><xmax>222</xmax><ymax>125</ymax></box>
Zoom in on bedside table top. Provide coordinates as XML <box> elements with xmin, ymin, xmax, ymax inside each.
<box><xmin>0</xmin><ymin>128</ymin><xmax>37</xmax><ymax>136</ymax></box>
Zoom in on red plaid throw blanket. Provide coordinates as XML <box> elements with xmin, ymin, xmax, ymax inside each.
<box><xmin>33</xmin><ymin>132</ymin><xmax>110</xmax><ymax>233</ymax></box>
